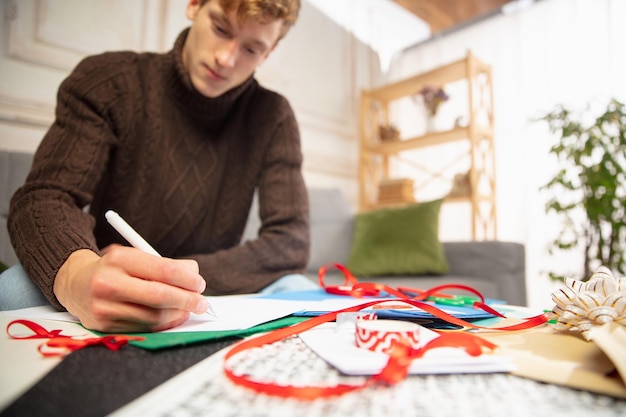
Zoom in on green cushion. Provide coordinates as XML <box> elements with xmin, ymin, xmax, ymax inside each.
<box><xmin>346</xmin><ymin>199</ymin><xmax>449</xmax><ymax>276</ymax></box>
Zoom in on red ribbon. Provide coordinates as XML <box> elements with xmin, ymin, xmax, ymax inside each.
<box><xmin>6</xmin><ymin>319</ymin><xmax>145</xmax><ymax>357</ymax></box>
<box><xmin>223</xmin><ymin>298</ymin><xmax>514</xmax><ymax>399</ymax></box>
<box><xmin>371</xmin><ymin>332</ymin><xmax>499</xmax><ymax>385</ymax></box>
<box><xmin>224</xmin><ymin>263</ymin><xmax>548</xmax><ymax>399</ymax></box>
<box><xmin>319</xmin><ymin>263</ymin><xmax>507</xmax><ymax>318</ymax></box>
<box><xmin>318</xmin><ymin>263</ymin><xmax>381</xmax><ymax>297</ymax></box>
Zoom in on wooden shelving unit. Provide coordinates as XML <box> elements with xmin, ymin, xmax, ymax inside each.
<box><xmin>358</xmin><ymin>51</ymin><xmax>497</xmax><ymax>240</ymax></box>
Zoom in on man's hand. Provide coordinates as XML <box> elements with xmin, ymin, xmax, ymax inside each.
<box><xmin>53</xmin><ymin>245</ymin><xmax>209</xmax><ymax>333</ymax></box>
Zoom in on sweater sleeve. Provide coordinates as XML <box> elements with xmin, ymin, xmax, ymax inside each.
<box><xmin>194</xmin><ymin>102</ymin><xmax>310</xmax><ymax>295</ymax></box>
<box><xmin>7</xmin><ymin>55</ymin><xmax>129</xmax><ymax>309</ymax></box>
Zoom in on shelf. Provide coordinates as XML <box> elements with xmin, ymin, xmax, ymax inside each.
<box><xmin>364</xmin><ymin>57</ymin><xmax>469</xmax><ymax>103</ymax></box>
<box><xmin>444</xmin><ymin>195</ymin><xmax>471</xmax><ymax>204</ymax></box>
<box><xmin>446</xmin><ymin>193</ymin><xmax>494</xmax><ymax>203</ymax></box>
<box><xmin>367</xmin><ymin>126</ymin><xmax>470</xmax><ymax>154</ymax></box>
<box><xmin>358</xmin><ymin>51</ymin><xmax>497</xmax><ymax>240</ymax></box>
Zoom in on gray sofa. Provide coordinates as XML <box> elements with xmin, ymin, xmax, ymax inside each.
<box><xmin>1</xmin><ymin>149</ymin><xmax>527</xmax><ymax>306</ymax></box>
<box><xmin>0</xmin><ymin>150</ymin><xmax>34</xmax><ymax>269</ymax></box>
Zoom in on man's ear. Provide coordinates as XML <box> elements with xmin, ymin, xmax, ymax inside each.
<box><xmin>186</xmin><ymin>0</ymin><xmax>202</xmax><ymax>20</ymax></box>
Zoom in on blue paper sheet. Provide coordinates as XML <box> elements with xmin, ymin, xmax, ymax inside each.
<box><xmin>257</xmin><ymin>289</ymin><xmax>505</xmax><ymax>325</ymax></box>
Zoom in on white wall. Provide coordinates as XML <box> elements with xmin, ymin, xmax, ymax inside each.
<box><xmin>387</xmin><ymin>0</ymin><xmax>626</xmax><ymax>309</ymax></box>
<box><xmin>0</xmin><ymin>0</ymin><xmax>381</xmax><ymax>206</ymax></box>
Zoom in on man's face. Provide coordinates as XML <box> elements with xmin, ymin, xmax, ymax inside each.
<box><xmin>182</xmin><ymin>0</ymin><xmax>282</xmax><ymax>98</ymax></box>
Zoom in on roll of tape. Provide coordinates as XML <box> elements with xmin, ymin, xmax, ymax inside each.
<box><xmin>355</xmin><ymin>318</ymin><xmax>421</xmax><ymax>354</ymax></box>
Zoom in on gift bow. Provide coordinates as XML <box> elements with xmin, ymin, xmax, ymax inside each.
<box><xmin>550</xmin><ymin>265</ymin><xmax>626</xmax><ymax>341</ymax></box>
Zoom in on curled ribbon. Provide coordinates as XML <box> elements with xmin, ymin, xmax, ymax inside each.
<box><xmin>371</xmin><ymin>332</ymin><xmax>499</xmax><ymax>385</ymax></box>
<box><xmin>224</xmin><ymin>264</ymin><xmax>548</xmax><ymax>399</ymax></box>
<box><xmin>6</xmin><ymin>319</ymin><xmax>145</xmax><ymax>357</ymax></box>
<box><xmin>319</xmin><ymin>263</ymin><xmax>507</xmax><ymax>320</ymax></box>
<box><xmin>224</xmin><ymin>299</ymin><xmax>505</xmax><ymax>399</ymax></box>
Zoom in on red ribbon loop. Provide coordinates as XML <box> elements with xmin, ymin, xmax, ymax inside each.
<box><xmin>371</xmin><ymin>340</ymin><xmax>414</xmax><ymax>385</ymax></box>
<box><xmin>318</xmin><ymin>263</ymin><xmax>381</xmax><ymax>297</ymax></box>
<box><xmin>6</xmin><ymin>319</ymin><xmax>66</xmax><ymax>339</ymax></box>
<box><xmin>319</xmin><ymin>263</ymin><xmax>507</xmax><ymax>318</ymax></box>
<box><xmin>224</xmin><ymin>298</ymin><xmax>548</xmax><ymax>399</ymax></box>
<box><xmin>412</xmin><ymin>332</ymin><xmax>498</xmax><ymax>359</ymax></box>
<box><xmin>6</xmin><ymin>319</ymin><xmax>144</xmax><ymax>357</ymax></box>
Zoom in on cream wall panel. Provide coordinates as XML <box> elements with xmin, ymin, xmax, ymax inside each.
<box><xmin>0</xmin><ymin>123</ymin><xmax>46</xmax><ymax>152</ymax></box>
<box><xmin>257</xmin><ymin>1</ymin><xmax>356</xmax><ymax>132</ymax></box>
<box><xmin>0</xmin><ymin>0</ymin><xmax>166</xmax><ymax>142</ymax></box>
<box><xmin>8</xmin><ymin>0</ymin><xmax>158</xmax><ymax>70</ymax></box>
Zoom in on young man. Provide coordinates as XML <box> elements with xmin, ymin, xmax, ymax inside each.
<box><xmin>1</xmin><ymin>0</ymin><xmax>314</xmax><ymax>332</ymax></box>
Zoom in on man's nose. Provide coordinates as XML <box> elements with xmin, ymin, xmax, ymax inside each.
<box><xmin>216</xmin><ymin>40</ymin><xmax>237</xmax><ymax>68</ymax></box>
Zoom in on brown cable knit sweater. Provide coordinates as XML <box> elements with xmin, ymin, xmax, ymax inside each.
<box><xmin>8</xmin><ymin>29</ymin><xmax>310</xmax><ymax>309</ymax></box>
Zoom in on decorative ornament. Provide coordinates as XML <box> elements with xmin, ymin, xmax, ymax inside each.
<box><xmin>378</xmin><ymin>124</ymin><xmax>401</xmax><ymax>142</ymax></box>
<box><xmin>549</xmin><ymin>266</ymin><xmax>626</xmax><ymax>341</ymax></box>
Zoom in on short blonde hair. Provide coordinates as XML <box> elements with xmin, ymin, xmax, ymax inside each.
<box><xmin>201</xmin><ymin>0</ymin><xmax>300</xmax><ymax>40</ymax></box>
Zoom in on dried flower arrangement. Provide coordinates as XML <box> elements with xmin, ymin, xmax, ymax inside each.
<box><xmin>416</xmin><ymin>85</ymin><xmax>449</xmax><ymax>117</ymax></box>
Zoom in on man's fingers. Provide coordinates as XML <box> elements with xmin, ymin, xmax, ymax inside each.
<box><xmin>81</xmin><ymin>302</ymin><xmax>191</xmax><ymax>333</ymax></box>
<box><xmin>100</xmin><ymin>243</ymin><xmax>123</xmax><ymax>255</ymax></box>
<box><xmin>55</xmin><ymin>247</ymin><xmax>205</xmax><ymax>334</ymax></box>
<box><xmin>101</xmin><ymin>246</ymin><xmax>205</xmax><ymax>293</ymax></box>
<box><xmin>179</xmin><ymin>259</ymin><xmax>200</xmax><ymax>273</ymax></box>
<box><xmin>130</xmin><ymin>279</ymin><xmax>209</xmax><ymax>313</ymax></box>
<box><xmin>91</xmin><ymin>269</ymin><xmax>208</xmax><ymax>314</ymax></box>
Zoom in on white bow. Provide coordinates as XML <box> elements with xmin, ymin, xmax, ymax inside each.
<box><xmin>549</xmin><ymin>266</ymin><xmax>626</xmax><ymax>341</ymax></box>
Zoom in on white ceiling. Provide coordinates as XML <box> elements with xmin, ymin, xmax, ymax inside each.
<box><xmin>306</xmin><ymin>0</ymin><xmax>431</xmax><ymax>72</ymax></box>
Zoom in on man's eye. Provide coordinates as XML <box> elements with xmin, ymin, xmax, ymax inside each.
<box><xmin>213</xmin><ymin>24</ymin><xmax>229</xmax><ymax>36</ymax></box>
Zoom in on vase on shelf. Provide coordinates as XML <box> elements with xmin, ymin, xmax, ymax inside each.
<box><xmin>425</xmin><ymin>112</ymin><xmax>439</xmax><ymax>133</ymax></box>
<box><xmin>416</xmin><ymin>85</ymin><xmax>448</xmax><ymax>134</ymax></box>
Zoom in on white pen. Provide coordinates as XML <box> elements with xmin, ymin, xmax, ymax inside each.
<box><xmin>104</xmin><ymin>210</ymin><xmax>217</xmax><ymax>319</ymax></box>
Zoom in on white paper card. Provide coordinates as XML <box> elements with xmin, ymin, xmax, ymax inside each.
<box><xmin>299</xmin><ymin>323</ymin><xmax>515</xmax><ymax>375</ymax></box>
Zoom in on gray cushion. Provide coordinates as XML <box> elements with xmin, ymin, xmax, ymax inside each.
<box><xmin>443</xmin><ymin>241</ymin><xmax>526</xmax><ymax>305</ymax></box>
<box><xmin>0</xmin><ymin>151</ymin><xmax>33</xmax><ymax>266</ymax></box>
<box><xmin>0</xmin><ymin>217</ymin><xmax>18</xmax><ymax>266</ymax></box>
<box><xmin>241</xmin><ymin>188</ymin><xmax>354</xmax><ymax>272</ymax></box>
<box><xmin>0</xmin><ymin>151</ymin><xmax>33</xmax><ymax>216</ymax></box>
<box><xmin>306</xmin><ymin>188</ymin><xmax>353</xmax><ymax>271</ymax></box>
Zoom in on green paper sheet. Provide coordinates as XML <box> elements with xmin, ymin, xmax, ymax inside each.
<box><xmin>107</xmin><ymin>316</ymin><xmax>309</xmax><ymax>350</ymax></box>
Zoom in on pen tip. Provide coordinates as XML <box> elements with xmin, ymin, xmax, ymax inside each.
<box><xmin>206</xmin><ymin>305</ymin><xmax>218</xmax><ymax>319</ymax></box>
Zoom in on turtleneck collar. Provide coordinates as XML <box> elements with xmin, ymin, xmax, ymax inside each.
<box><xmin>165</xmin><ymin>28</ymin><xmax>256</xmax><ymax>127</ymax></box>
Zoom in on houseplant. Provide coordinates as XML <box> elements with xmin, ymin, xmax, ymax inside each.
<box><xmin>538</xmin><ymin>98</ymin><xmax>626</xmax><ymax>280</ymax></box>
